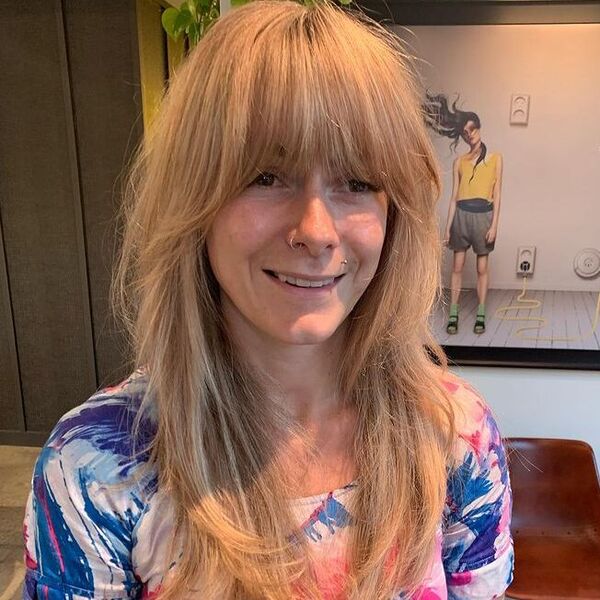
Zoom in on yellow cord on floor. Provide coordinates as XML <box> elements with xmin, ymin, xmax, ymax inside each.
<box><xmin>493</xmin><ymin>276</ymin><xmax>600</xmax><ymax>342</ymax></box>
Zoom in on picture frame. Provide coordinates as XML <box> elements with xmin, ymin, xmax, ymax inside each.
<box><xmin>361</xmin><ymin>0</ymin><xmax>600</xmax><ymax>370</ymax></box>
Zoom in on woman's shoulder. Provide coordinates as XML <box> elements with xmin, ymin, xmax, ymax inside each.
<box><xmin>36</xmin><ymin>368</ymin><xmax>157</xmax><ymax>490</ymax></box>
<box><xmin>23</xmin><ymin>370</ymin><xmax>164</xmax><ymax>596</ymax></box>
<box><xmin>437</xmin><ymin>376</ymin><xmax>514</xmax><ymax>591</ymax></box>
<box><xmin>439</xmin><ymin>371</ymin><xmax>505</xmax><ymax>465</ymax></box>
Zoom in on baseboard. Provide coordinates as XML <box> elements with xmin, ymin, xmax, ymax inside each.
<box><xmin>0</xmin><ymin>430</ymin><xmax>47</xmax><ymax>447</ymax></box>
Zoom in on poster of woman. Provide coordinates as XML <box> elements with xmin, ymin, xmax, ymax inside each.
<box><xmin>396</xmin><ymin>20</ymin><xmax>600</xmax><ymax>368</ymax></box>
<box><xmin>426</xmin><ymin>94</ymin><xmax>503</xmax><ymax>336</ymax></box>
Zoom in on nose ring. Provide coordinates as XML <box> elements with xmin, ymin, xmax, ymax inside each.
<box><xmin>288</xmin><ymin>235</ymin><xmax>301</xmax><ymax>250</ymax></box>
<box><xmin>341</xmin><ymin>259</ymin><xmax>348</xmax><ymax>265</ymax></box>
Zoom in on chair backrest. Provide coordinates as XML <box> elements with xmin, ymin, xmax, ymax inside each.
<box><xmin>506</xmin><ymin>437</ymin><xmax>600</xmax><ymax>532</ymax></box>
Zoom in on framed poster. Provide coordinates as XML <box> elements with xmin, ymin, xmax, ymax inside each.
<box><xmin>377</xmin><ymin>1</ymin><xmax>600</xmax><ymax>369</ymax></box>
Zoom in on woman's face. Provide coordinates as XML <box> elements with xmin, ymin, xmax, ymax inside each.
<box><xmin>461</xmin><ymin>120</ymin><xmax>481</xmax><ymax>147</ymax></box>
<box><xmin>207</xmin><ymin>166</ymin><xmax>388</xmax><ymax>346</ymax></box>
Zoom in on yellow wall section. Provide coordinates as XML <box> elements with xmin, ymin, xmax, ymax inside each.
<box><xmin>136</xmin><ymin>0</ymin><xmax>166</xmax><ymax>132</ymax></box>
<box><xmin>136</xmin><ymin>0</ymin><xmax>185</xmax><ymax>132</ymax></box>
<box><xmin>167</xmin><ymin>34</ymin><xmax>186</xmax><ymax>79</ymax></box>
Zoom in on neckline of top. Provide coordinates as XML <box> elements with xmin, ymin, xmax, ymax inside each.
<box><xmin>290</xmin><ymin>480</ymin><xmax>357</xmax><ymax>507</ymax></box>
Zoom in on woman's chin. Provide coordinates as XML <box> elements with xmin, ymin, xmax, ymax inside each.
<box><xmin>274</xmin><ymin>317</ymin><xmax>344</xmax><ymax>346</ymax></box>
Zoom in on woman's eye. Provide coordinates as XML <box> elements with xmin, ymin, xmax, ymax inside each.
<box><xmin>251</xmin><ymin>172</ymin><xmax>277</xmax><ymax>187</ymax></box>
<box><xmin>347</xmin><ymin>179</ymin><xmax>374</xmax><ymax>193</ymax></box>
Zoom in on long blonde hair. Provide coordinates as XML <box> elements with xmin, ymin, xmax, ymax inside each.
<box><xmin>113</xmin><ymin>1</ymin><xmax>455</xmax><ymax>598</ymax></box>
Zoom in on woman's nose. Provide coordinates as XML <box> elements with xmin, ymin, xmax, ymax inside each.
<box><xmin>290</xmin><ymin>193</ymin><xmax>340</xmax><ymax>256</ymax></box>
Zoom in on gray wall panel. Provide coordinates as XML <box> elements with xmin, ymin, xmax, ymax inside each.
<box><xmin>0</xmin><ymin>0</ymin><xmax>96</xmax><ymax>432</ymax></box>
<box><xmin>0</xmin><ymin>0</ymin><xmax>162</xmax><ymax>442</ymax></box>
<box><xmin>64</xmin><ymin>0</ymin><xmax>142</xmax><ymax>389</ymax></box>
<box><xmin>0</xmin><ymin>213</ymin><xmax>23</xmax><ymax>431</ymax></box>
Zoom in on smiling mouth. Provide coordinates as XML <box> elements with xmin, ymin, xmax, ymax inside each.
<box><xmin>263</xmin><ymin>270</ymin><xmax>344</xmax><ymax>288</ymax></box>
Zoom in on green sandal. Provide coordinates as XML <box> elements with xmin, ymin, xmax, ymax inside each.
<box><xmin>474</xmin><ymin>315</ymin><xmax>485</xmax><ymax>334</ymax></box>
<box><xmin>446</xmin><ymin>314</ymin><xmax>459</xmax><ymax>335</ymax></box>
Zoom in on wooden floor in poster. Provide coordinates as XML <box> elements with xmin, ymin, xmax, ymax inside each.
<box><xmin>431</xmin><ymin>288</ymin><xmax>600</xmax><ymax>351</ymax></box>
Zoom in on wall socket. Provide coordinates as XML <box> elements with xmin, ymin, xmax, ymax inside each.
<box><xmin>510</xmin><ymin>94</ymin><xmax>530</xmax><ymax>125</ymax></box>
<box><xmin>516</xmin><ymin>246</ymin><xmax>536</xmax><ymax>276</ymax></box>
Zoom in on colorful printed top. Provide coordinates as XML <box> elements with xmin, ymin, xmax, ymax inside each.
<box><xmin>22</xmin><ymin>370</ymin><xmax>513</xmax><ymax>599</ymax></box>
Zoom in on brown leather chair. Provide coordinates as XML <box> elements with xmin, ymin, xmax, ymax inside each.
<box><xmin>506</xmin><ymin>438</ymin><xmax>600</xmax><ymax>599</ymax></box>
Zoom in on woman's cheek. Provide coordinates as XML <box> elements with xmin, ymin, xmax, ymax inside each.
<box><xmin>344</xmin><ymin>222</ymin><xmax>386</xmax><ymax>297</ymax></box>
<box><xmin>348</xmin><ymin>214</ymin><xmax>386</xmax><ymax>259</ymax></box>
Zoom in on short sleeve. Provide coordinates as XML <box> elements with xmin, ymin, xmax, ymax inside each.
<box><xmin>22</xmin><ymin>383</ymin><xmax>156</xmax><ymax>599</ymax></box>
<box><xmin>441</xmin><ymin>377</ymin><xmax>514</xmax><ymax>599</ymax></box>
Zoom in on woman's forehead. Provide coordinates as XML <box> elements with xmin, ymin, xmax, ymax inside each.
<box><xmin>243</xmin><ymin>115</ymin><xmax>383</xmax><ymax>180</ymax></box>
<box><xmin>247</xmin><ymin>142</ymin><xmax>379</xmax><ymax>182</ymax></box>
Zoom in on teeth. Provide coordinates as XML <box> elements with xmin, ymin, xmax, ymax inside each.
<box><xmin>273</xmin><ymin>272</ymin><xmax>335</xmax><ymax>288</ymax></box>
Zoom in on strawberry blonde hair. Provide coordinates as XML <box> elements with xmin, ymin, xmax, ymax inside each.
<box><xmin>113</xmin><ymin>1</ymin><xmax>455</xmax><ymax>597</ymax></box>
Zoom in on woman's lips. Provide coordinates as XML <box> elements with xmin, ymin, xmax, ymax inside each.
<box><xmin>263</xmin><ymin>269</ymin><xmax>344</xmax><ymax>294</ymax></box>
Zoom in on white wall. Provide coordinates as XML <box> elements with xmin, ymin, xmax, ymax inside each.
<box><xmin>394</xmin><ymin>24</ymin><xmax>600</xmax><ymax>292</ymax></box>
<box><xmin>453</xmin><ymin>366</ymin><xmax>600</xmax><ymax>458</ymax></box>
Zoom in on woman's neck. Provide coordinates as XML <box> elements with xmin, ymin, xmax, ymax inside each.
<box><xmin>221</xmin><ymin>300</ymin><xmax>358</xmax><ymax>495</ymax></box>
<box><xmin>467</xmin><ymin>141</ymin><xmax>482</xmax><ymax>157</ymax></box>
<box><xmin>224</xmin><ymin>308</ymin><xmax>346</xmax><ymax>424</ymax></box>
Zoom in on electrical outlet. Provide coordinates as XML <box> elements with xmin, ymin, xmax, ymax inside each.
<box><xmin>510</xmin><ymin>94</ymin><xmax>530</xmax><ymax>125</ymax></box>
<box><xmin>516</xmin><ymin>246</ymin><xmax>536</xmax><ymax>276</ymax></box>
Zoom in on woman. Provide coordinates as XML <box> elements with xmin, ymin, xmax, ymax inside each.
<box><xmin>426</xmin><ymin>95</ymin><xmax>503</xmax><ymax>335</ymax></box>
<box><xmin>22</xmin><ymin>3</ymin><xmax>513</xmax><ymax>599</ymax></box>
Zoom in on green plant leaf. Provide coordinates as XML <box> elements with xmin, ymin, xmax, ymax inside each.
<box><xmin>161</xmin><ymin>7</ymin><xmax>180</xmax><ymax>40</ymax></box>
<box><xmin>231</xmin><ymin>0</ymin><xmax>251</xmax><ymax>6</ymax></box>
<box><xmin>188</xmin><ymin>21</ymin><xmax>200</xmax><ymax>46</ymax></box>
<box><xmin>174</xmin><ymin>6</ymin><xmax>193</xmax><ymax>32</ymax></box>
<box><xmin>186</xmin><ymin>0</ymin><xmax>198</xmax><ymax>21</ymax></box>
<box><xmin>198</xmin><ymin>0</ymin><xmax>212</xmax><ymax>10</ymax></box>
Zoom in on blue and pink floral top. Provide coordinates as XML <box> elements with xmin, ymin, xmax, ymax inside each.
<box><xmin>22</xmin><ymin>370</ymin><xmax>513</xmax><ymax>599</ymax></box>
